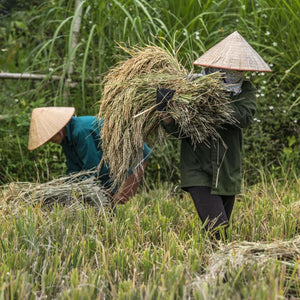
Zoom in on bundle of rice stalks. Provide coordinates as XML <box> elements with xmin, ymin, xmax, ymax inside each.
<box><xmin>99</xmin><ymin>45</ymin><xmax>235</xmax><ymax>186</ymax></box>
<box><xmin>1</xmin><ymin>171</ymin><xmax>111</xmax><ymax>211</ymax></box>
<box><xmin>199</xmin><ymin>236</ymin><xmax>300</xmax><ymax>283</ymax></box>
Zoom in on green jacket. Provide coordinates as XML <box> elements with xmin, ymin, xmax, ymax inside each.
<box><xmin>163</xmin><ymin>81</ymin><xmax>257</xmax><ymax>195</ymax></box>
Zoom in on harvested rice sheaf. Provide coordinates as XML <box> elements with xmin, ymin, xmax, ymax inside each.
<box><xmin>196</xmin><ymin>236</ymin><xmax>300</xmax><ymax>284</ymax></box>
<box><xmin>99</xmin><ymin>45</ymin><xmax>236</xmax><ymax>186</ymax></box>
<box><xmin>1</xmin><ymin>171</ymin><xmax>111</xmax><ymax>211</ymax></box>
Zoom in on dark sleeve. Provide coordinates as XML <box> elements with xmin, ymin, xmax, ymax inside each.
<box><xmin>65</xmin><ymin>158</ymin><xmax>81</xmax><ymax>175</ymax></box>
<box><xmin>228</xmin><ymin>81</ymin><xmax>257</xmax><ymax>129</ymax></box>
<box><xmin>61</xmin><ymin>144</ymin><xmax>83</xmax><ymax>175</ymax></box>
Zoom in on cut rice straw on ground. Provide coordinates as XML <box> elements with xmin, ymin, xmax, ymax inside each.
<box><xmin>99</xmin><ymin>45</ymin><xmax>236</xmax><ymax>187</ymax></box>
<box><xmin>1</xmin><ymin>171</ymin><xmax>111</xmax><ymax>212</ymax></box>
<box><xmin>196</xmin><ymin>236</ymin><xmax>300</xmax><ymax>284</ymax></box>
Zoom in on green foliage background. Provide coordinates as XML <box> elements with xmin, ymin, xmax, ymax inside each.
<box><xmin>0</xmin><ymin>0</ymin><xmax>299</xmax><ymax>184</ymax></box>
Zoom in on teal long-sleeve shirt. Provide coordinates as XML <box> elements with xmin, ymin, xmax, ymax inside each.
<box><xmin>61</xmin><ymin>116</ymin><xmax>152</xmax><ymax>189</ymax></box>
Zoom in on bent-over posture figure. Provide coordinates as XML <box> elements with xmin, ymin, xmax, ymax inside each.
<box><xmin>28</xmin><ymin>107</ymin><xmax>151</xmax><ymax>205</ymax></box>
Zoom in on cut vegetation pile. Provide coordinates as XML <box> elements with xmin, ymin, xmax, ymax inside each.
<box><xmin>198</xmin><ymin>236</ymin><xmax>300</xmax><ymax>283</ymax></box>
<box><xmin>99</xmin><ymin>45</ymin><xmax>235</xmax><ymax>186</ymax></box>
<box><xmin>1</xmin><ymin>171</ymin><xmax>111</xmax><ymax>211</ymax></box>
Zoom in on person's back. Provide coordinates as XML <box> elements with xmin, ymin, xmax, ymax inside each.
<box><xmin>61</xmin><ymin>116</ymin><xmax>112</xmax><ymax>187</ymax></box>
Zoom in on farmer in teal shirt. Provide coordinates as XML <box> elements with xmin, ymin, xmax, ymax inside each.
<box><xmin>28</xmin><ymin>107</ymin><xmax>151</xmax><ymax>204</ymax></box>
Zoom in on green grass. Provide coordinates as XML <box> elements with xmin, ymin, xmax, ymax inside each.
<box><xmin>1</xmin><ymin>173</ymin><xmax>299</xmax><ymax>299</ymax></box>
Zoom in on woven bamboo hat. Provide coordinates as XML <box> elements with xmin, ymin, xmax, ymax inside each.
<box><xmin>28</xmin><ymin>107</ymin><xmax>75</xmax><ymax>150</ymax></box>
<box><xmin>194</xmin><ymin>31</ymin><xmax>272</xmax><ymax>72</ymax></box>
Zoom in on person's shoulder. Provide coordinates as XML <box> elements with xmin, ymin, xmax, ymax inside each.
<box><xmin>74</xmin><ymin>115</ymin><xmax>96</xmax><ymax>122</ymax></box>
<box><xmin>70</xmin><ymin>116</ymin><xmax>93</xmax><ymax>134</ymax></box>
<box><xmin>242</xmin><ymin>80</ymin><xmax>256</xmax><ymax>92</ymax></box>
<box><xmin>72</xmin><ymin>116</ymin><xmax>99</xmax><ymax>126</ymax></box>
<box><xmin>237</xmin><ymin>80</ymin><xmax>257</xmax><ymax>102</ymax></box>
<box><xmin>72</xmin><ymin>116</ymin><xmax>103</xmax><ymax>135</ymax></box>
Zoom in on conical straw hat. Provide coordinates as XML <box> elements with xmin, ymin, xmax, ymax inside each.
<box><xmin>194</xmin><ymin>31</ymin><xmax>272</xmax><ymax>72</ymax></box>
<box><xmin>28</xmin><ymin>107</ymin><xmax>75</xmax><ymax>150</ymax></box>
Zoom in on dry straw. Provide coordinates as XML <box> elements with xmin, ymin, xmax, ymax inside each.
<box><xmin>1</xmin><ymin>171</ymin><xmax>111</xmax><ymax>211</ymax></box>
<box><xmin>99</xmin><ymin>45</ymin><xmax>236</xmax><ymax>186</ymax></box>
<box><xmin>196</xmin><ymin>236</ymin><xmax>300</xmax><ymax>285</ymax></box>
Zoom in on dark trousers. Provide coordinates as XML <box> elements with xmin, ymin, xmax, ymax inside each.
<box><xmin>186</xmin><ymin>186</ymin><xmax>235</xmax><ymax>239</ymax></box>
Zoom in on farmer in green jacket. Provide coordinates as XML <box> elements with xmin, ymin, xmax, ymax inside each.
<box><xmin>28</xmin><ymin>107</ymin><xmax>151</xmax><ymax>205</ymax></box>
<box><xmin>156</xmin><ymin>31</ymin><xmax>271</xmax><ymax>240</ymax></box>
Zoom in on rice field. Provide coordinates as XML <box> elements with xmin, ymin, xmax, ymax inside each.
<box><xmin>1</xmin><ymin>171</ymin><xmax>299</xmax><ymax>299</ymax></box>
<box><xmin>0</xmin><ymin>0</ymin><xmax>299</xmax><ymax>299</ymax></box>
